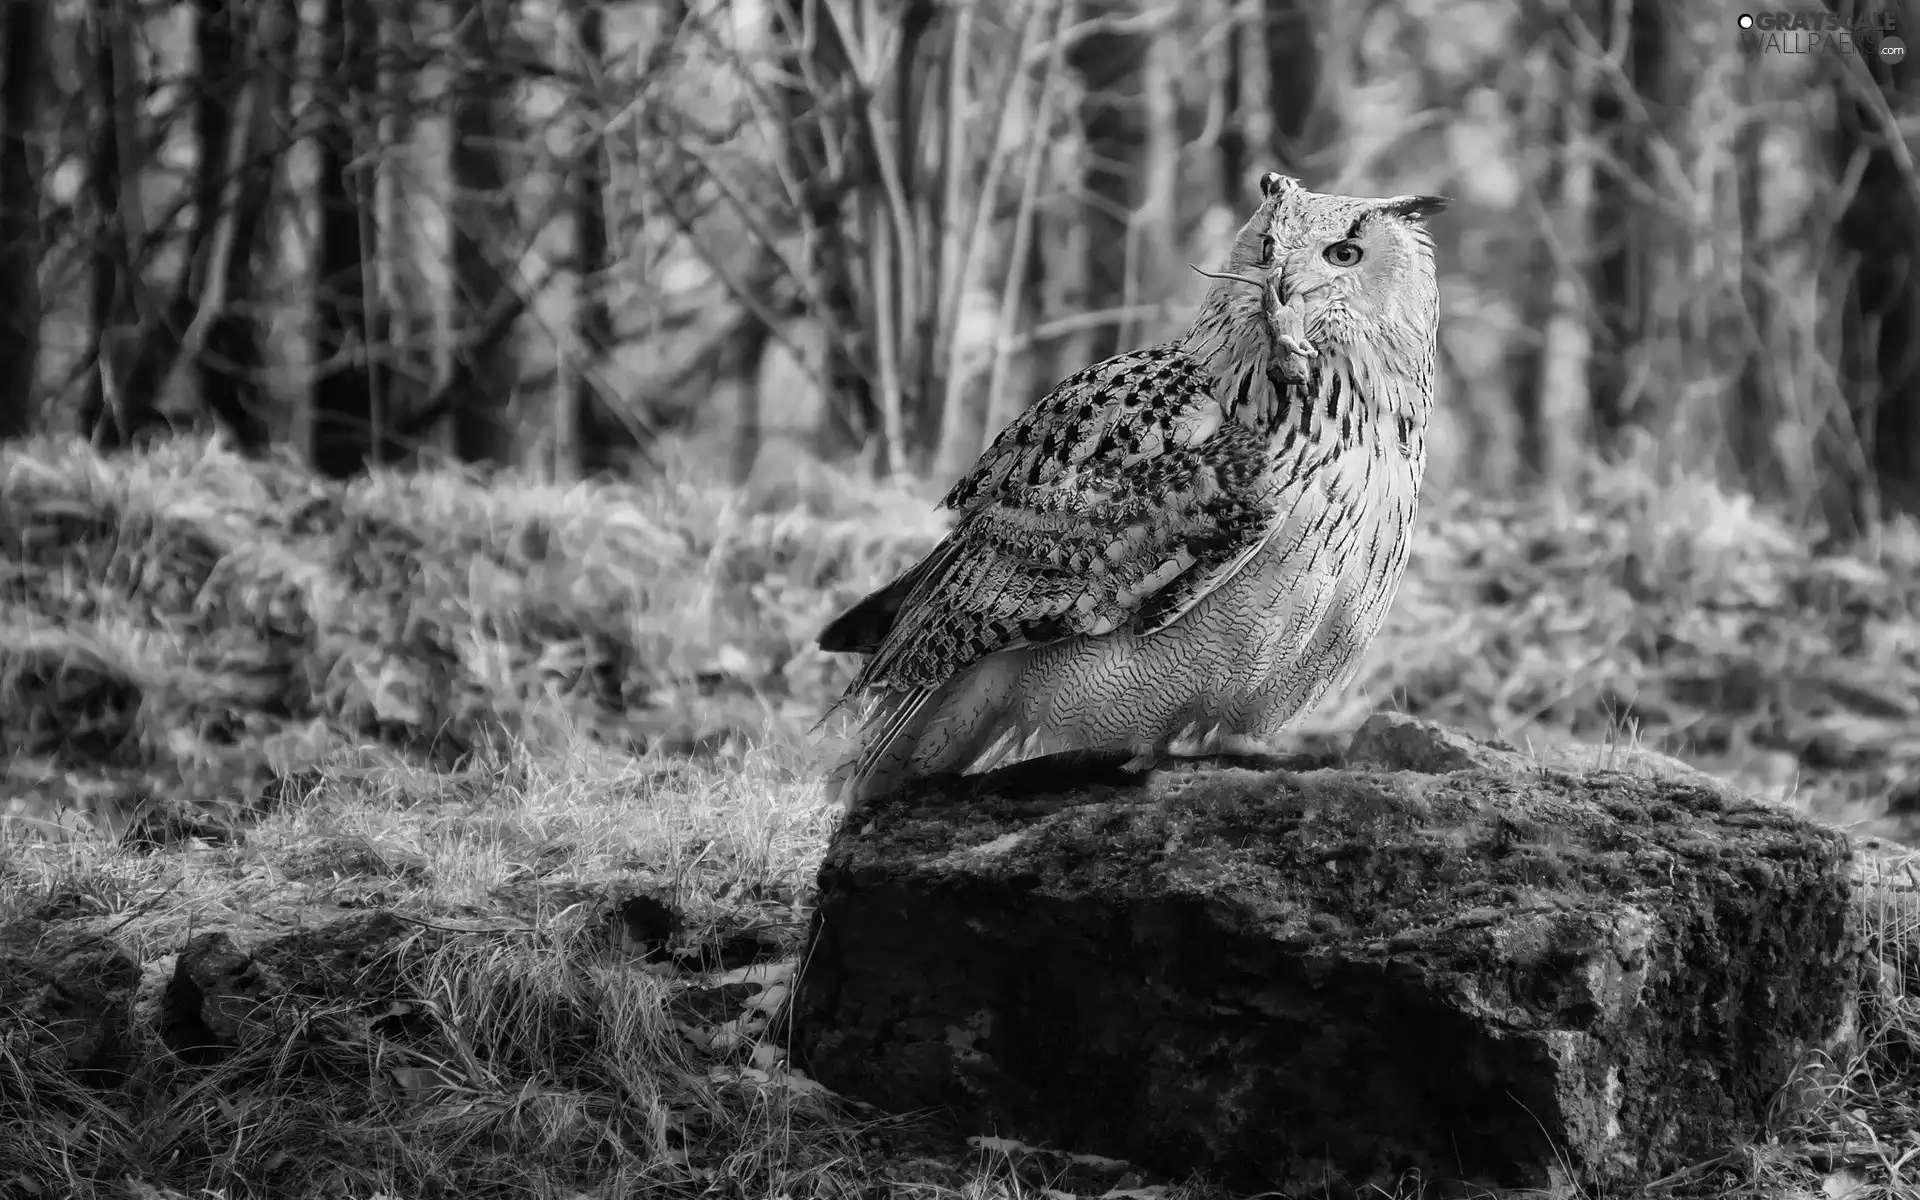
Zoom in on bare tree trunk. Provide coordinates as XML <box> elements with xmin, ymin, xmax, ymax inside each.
<box><xmin>1587</xmin><ymin>0</ymin><xmax>1667</xmax><ymax>450</ymax></box>
<box><xmin>0</xmin><ymin>0</ymin><xmax>43</xmax><ymax>440</ymax></box>
<box><xmin>1260</xmin><ymin>0</ymin><xmax>1322</xmax><ymax>175</ymax></box>
<box><xmin>728</xmin><ymin>312</ymin><xmax>771</xmax><ymax>485</ymax></box>
<box><xmin>1039</xmin><ymin>105</ymin><xmax>1094</xmax><ymax>383</ymax></box>
<box><xmin>1218</xmin><ymin>0</ymin><xmax>1283</xmax><ymax>203</ymax></box>
<box><xmin>446</xmin><ymin>0</ymin><xmax>517</xmax><ymax>465</ymax></box>
<box><xmin>984</xmin><ymin>0</ymin><xmax>1073</xmax><ymax>442</ymax></box>
<box><xmin>308</xmin><ymin>0</ymin><xmax>376</xmax><ymax>478</ymax></box>
<box><xmin>1067</xmin><ymin>0</ymin><xmax>1147</xmax><ymax>365</ymax></box>
<box><xmin>1728</xmin><ymin>65</ymin><xmax>1778</xmax><ymax>500</ymax></box>
<box><xmin>120</xmin><ymin>0</ymin><xmax>243</xmax><ymax>433</ymax></box>
<box><xmin>817</xmin><ymin>0</ymin><xmax>936</xmax><ymax>479</ymax></box>
<box><xmin>928</xmin><ymin>0</ymin><xmax>1051</xmax><ymax>481</ymax></box>
<box><xmin>376</xmin><ymin>4</ymin><xmax>431</xmax><ymax>430</ymax></box>
<box><xmin>919</xmin><ymin>2</ymin><xmax>972</xmax><ymax>469</ymax></box>
<box><xmin>563</xmin><ymin>0</ymin><xmax>639</xmax><ymax>477</ymax></box>
<box><xmin>79</xmin><ymin>0</ymin><xmax>157</xmax><ymax>448</ymax></box>
<box><xmin>857</xmin><ymin>182</ymin><xmax>906</xmax><ymax>475</ymax></box>
<box><xmin>771</xmin><ymin>4</ymin><xmax>880</xmax><ymax>465</ymax></box>
<box><xmin>887</xmin><ymin>1</ymin><xmax>938</xmax><ymax>467</ymax></box>
<box><xmin>1829</xmin><ymin>2</ymin><xmax>1920</xmax><ymax>530</ymax></box>
<box><xmin>1217</xmin><ymin>0</ymin><xmax>1248</xmax><ymax>203</ymax></box>
<box><xmin>1519</xmin><ymin>29</ymin><xmax>1593</xmax><ymax>484</ymax></box>
<box><xmin>200</xmin><ymin>0</ymin><xmax>295</xmax><ymax>454</ymax></box>
<box><xmin>1130</xmin><ymin>9</ymin><xmax>1179</xmax><ymax>343</ymax></box>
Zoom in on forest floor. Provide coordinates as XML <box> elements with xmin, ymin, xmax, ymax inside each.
<box><xmin>2</xmin><ymin>436</ymin><xmax>1919</xmax><ymax>1200</ymax></box>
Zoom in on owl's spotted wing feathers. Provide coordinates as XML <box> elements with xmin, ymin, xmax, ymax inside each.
<box><xmin>840</xmin><ymin>346</ymin><xmax>1274</xmax><ymax>698</ymax></box>
<box><xmin>941</xmin><ymin>347</ymin><xmax>1243</xmax><ymax>511</ymax></box>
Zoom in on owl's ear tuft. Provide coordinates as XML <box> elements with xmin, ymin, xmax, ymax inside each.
<box><xmin>1375</xmin><ymin>194</ymin><xmax>1449</xmax><ymax>223</ymax></box>
<box><xmin>1258</xmin><ymin>171</ymin><xmax>1297</xmax><ymax>199</ymax></box>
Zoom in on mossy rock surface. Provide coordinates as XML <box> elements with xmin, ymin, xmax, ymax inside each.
<box><xmin>791</xmin><ymin>717</ymin><xmax>1861</xmax><ymax>1198</ymax></box>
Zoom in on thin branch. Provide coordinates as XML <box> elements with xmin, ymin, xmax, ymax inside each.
<box><xmin>930</xmin><ymin>0</ymin><xmax>974</xmax><ymax>378</ymax></box>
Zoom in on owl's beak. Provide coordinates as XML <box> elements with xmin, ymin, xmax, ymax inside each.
<box><xmin>1268</xmin><ymin>269</ymin><xmax>1296</xmax><ymax>307</ymax></box>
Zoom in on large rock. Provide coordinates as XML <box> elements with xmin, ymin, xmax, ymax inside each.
<box><xmin>790</xmin><ymin>716</ymin><xmax>1860</xmax><ymax>1197</ymax></box>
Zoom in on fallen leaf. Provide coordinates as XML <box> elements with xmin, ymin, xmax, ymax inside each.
<box><xmin>751</xmin><ymin>1042</ymin><xmax>785</xmax><ymax>1071</ymax></box>
<box><xmin>719</xmin><ymin>960</ymin><xmax>795</xmax><ymax>987</ymax></box>
<box><xmin>747</xmin><ymin>981</ymin><xmax>791</xmax><ymax>1014</ymax></box>
<box><xmin>968</xmin><ymin>1135</ymin><xmax>1040</xmax><ymax>1156</ymax></box>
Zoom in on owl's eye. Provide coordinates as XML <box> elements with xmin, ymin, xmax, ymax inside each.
<box><xmin>1324</xmin><ymin>241</ymin><xmax>1364</xmax><ymax>267</ymax></box>
<box><xmin>1258</xmin><ymin>235</ymin><xmax>1276</xmax><ymax>266</ymax></box>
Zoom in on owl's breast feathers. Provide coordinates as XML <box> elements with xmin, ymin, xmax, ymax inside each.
<box><xmin>818</xmin><ymin>345</ymin><xmax>1284</xmax><ymax>701</ymax></box>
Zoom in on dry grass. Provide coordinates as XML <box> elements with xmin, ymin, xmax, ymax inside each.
<box><xmin>1333</xmin><ymin>449</ymin><xmax>1920</xmax><ymax>842</ymax></box>
<box><xmin>2</xmin><ymin>434</ymin><xmax>1919</xmax><ymax>1199</ymax></box>
<box><xmin>0</xmin><ymin>735</ymin><xmax>1208</xmax><ymax>1199</ymax></box>
<box><xmin>0</xmin><ymin>434</ymin><xmax>946</xmax><ymax>832</ymax></box>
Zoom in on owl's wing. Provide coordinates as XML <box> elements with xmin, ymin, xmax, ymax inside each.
<box><xmin>840</xmin><ymin>345</ymin><xmax>1277</xmax><ymax>696</ymax></box>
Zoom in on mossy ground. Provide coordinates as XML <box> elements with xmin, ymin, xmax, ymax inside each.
<box><xmin>2</xmin><ymin>435</ymin><xmax>1919</xmax><ymax>1199</ymax></box>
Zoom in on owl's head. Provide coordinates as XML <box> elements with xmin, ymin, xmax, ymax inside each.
<box><xmin>1209</xmin><ymin>172</ymin><xmax>1446</xmax><ymax>353</ymax></box>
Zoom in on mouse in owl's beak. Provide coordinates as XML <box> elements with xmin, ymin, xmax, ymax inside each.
<box><xmin>1187</xmin><ymin>260</ymin><xmax>1318</xmax><ymax>387</ymax></box>
<box><xmin>1263</xmin><ymin>269</ymin><xmax>1318</xmax><ymax>386</ymax></box>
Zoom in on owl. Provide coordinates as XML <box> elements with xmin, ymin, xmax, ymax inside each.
<box><xmin>818</xmin><ymin>172</ymin><xmax>1447</xmax><ymax>810</ymax></box>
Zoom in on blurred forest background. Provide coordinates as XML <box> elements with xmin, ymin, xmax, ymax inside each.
<box><xmin>0</xmin><ymin>0</ymin><xmax>1916</xmax><ymax>527</ymax></box>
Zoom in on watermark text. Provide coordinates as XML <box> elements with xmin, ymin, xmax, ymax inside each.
<box><xmin>1737</xmin><ymin>10</ymin><xmax>1906</xmax><ymax>64</ymax></box>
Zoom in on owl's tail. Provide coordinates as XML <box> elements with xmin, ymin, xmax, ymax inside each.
<box><xmin>824</xmin><ymin>649</ymin><xmax>1036</xmax><ymax>812</ymax></box>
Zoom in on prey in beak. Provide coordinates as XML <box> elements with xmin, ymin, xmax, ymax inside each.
<box><xmin>1263</xmin><ymin>274</ymin><xmax>1318</xmax><ymax>386</ymax></box>
<box><xmin>1190</xmin><ymin>263</ymin><xmax>1318</xmax><ymax>386</ymax></box>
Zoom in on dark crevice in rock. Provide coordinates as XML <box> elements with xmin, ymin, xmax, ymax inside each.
<box><xmin>159</xmin><ymin>964</ymin><xmax>228</xmax><ymax>1066</ymax></box>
